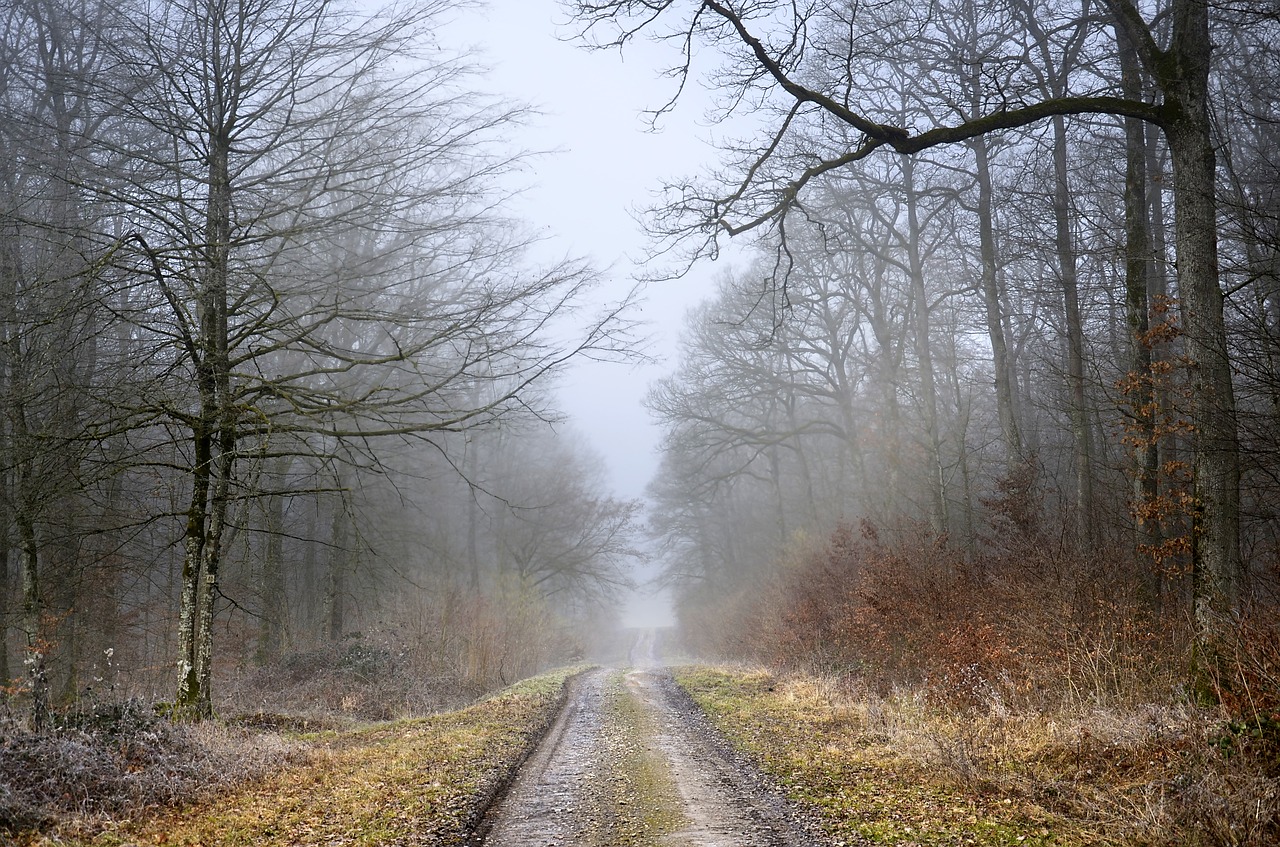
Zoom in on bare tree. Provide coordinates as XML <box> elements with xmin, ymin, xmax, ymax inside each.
<box><xmin>99</xmin><ymin>0</ymin><xmax>634</xmax><ymax>717</ymax></box>
<box><xmin>493</xmin><ymin>432</ymin><xmax>641</xmax><ymax>604</ymax></box>
<box><xmin>570</xmin><ymin>0</ymin><xmax>1244</xmax><ymax>657</ymax></box>
<box><xmin>0</xmin><ymin>0</ymin><xmax>129</xmax><ymax>725</ymax></box>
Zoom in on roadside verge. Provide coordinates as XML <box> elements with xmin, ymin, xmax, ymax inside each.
<box><xmin>673</xmin><ymin>664</ymin><xmax>1065</xmax><ymax>846</ymax></box>
<box><xmin>11</xmin><ymin>666</ymin><xmax>583</xmax><ymax>847</ymax></box>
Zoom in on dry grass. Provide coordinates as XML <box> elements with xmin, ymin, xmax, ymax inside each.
<box><xmin>5</xmin><ymin>667</ymin><xmax>580</xmax><ymax>847</ymax></box>
<box><xmin>674</xmin><ymin>664</ymin><xmax>1280</xmax><ymax>846</ymax></box>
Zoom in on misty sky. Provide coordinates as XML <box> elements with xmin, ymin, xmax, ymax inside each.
<box><xmin>448</xmin><ymin>1</ymin><xmax>736</xmax><ymax>505</ymax></box>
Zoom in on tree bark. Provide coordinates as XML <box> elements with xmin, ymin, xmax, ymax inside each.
<box><xmin>1118</xmin><ymin>26</ymin><xmax>1162</xmax><ymax>597</ymax></box>
<box><xmin>902</xmin><ymin>156</ymin><xmax>948</xmax><ymax>536</ymax></box>
<box><xmin>17</xmin><ymin>502</ymin><xmax>47</xmax><ymax>729</ymax></box>
<box><xmin>970</xmin><ymin>135</ymin><xmax>1023</xmax><ymax>463</ymax></box>
<box><xmin>0</xmin><ymin>483</ymin><xmax>8</xmax><ymax>691</ymax></box>
<box><xmin>325</xmin><ymin>502</ymin><xmax>349</xmax><ymax>643</ymax></box>
<box><xmin>0</xmin><ymin>233</ymin><xmax>12</xmax><ymax>695</ymax></box>
<box><xmin>866</xmin><ymin>255</ymin><xmax>905</xmax><ymax>522</ymax></box>
<box><xmin>1145</xmin><ymin>0</ymin><xmax>1242</xmax><ymax>660</ymax></box>
<box><xmin>466</xmin><ymin>434</ymin><xmax>482</xmax><ymax>591</ymax></box>
<box><xmin>176</xmin><ymin>37</ymin><xmax>234</xmax><ymax>715</ymax></box>
<box><xmin>194</xmin><ymin>429</ymin><xmax>234</xmax><ymax>718</ymax></box>
<box><xmin>256</xmin><ymin>460</ymin><xmax>288</xmax><ymax>663</ymax></box>
<box><xmin>175</xmin><ymin>418</ymin><xmax>211</xmax><ymax>713</ymax></box>
<box><xmin>1165</xmin><ymin>123</ymin><xmax>1241</xmax><ymax>626</ymax></box>
<box><xmin>1049</xmin><ymin>114</ymin><xmax>1096</xmax><ymax>548</ymax></box>
<box><xmin>4</xmin><ymin>317</ymin><xmax>50</xmax><ymax>728</ymax></box>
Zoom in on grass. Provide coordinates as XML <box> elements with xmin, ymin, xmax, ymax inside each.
<box><xmin>12</xmin><ymin>666</ymin><xmax>582</xmax><ymax>847</ymax></box>
<box><xmin>672</xmin><ymin>664</ymin><xmax>1275</xmax><ymax>846</ymax></box>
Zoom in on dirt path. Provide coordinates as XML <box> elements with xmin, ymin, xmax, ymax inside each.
<box><xmin>470</xmin><ymin>632</ymin><xmax>823</xmax><ymax>847</ymax></box>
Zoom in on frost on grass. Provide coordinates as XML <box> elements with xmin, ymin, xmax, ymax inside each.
<box><xmin>3</xmin><ymin>666</ymin><xmax>577</xmax><ymax>847</ymax></box>
<box><xmin>0</xmin><ymin>700</ymin><xmax>300</xmax><ymax>834</ymax></box>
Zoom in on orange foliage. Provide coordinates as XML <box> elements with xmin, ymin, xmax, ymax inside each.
<box><xmin>696</xmin><ymin>518</ymin><xmax>1190</xmax><ymax>709</ymax></box>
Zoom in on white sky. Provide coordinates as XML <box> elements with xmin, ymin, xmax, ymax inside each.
<box><xmin>445</xmin><ymin>1</ymin><xmax>754</xmax><ymax>628</ymax></box>
<box><xmin>447</xmin><ymin>0</ymin><xmax>733</xmax><ymax>504</ymax></box>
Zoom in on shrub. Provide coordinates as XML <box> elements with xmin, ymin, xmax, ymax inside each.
<box><xmin>696</xmin><ymin>519</ymin><xmax>1190</xmax><ymax>710</ymax></box>
<box><xmin>0</xmin><ymin>705</ymin><xmax>297</xmax><ymax>835</ymax></box>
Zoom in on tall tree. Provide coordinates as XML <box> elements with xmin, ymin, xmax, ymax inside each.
<box><xmin>571</xmin><ymin>0</ymin><xmax>1243</xmax><ymax>654</ymax></box>
<box><xmin>0</xmin><ymin>0</ymin><xmax>125</xmax><ymax>725</ymax></box>
<box><xmin>109</xmin><ymin>0</ymin><xmax>631</xmax><ymax>717</ymax></box>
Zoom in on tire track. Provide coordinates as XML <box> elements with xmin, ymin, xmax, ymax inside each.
<box><xmin>473</xmin><ymin>633</ymin><xmax>824</xmax><ymax>847</ymax></box>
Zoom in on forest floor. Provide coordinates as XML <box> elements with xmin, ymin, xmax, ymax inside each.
<box><xmin>5</xmin><ymin>667</ymin><xmax>579</xmax><ymax>847</ymax></box>
<box><xmin>675</xmin><ymin>664</ymin><xmax>1279</xmax><ymax>846</ymax></box>
<box><xmin>5</xmin><ymin>641</ymin><xmax>1276</xmax><ymax>846</ymax></box>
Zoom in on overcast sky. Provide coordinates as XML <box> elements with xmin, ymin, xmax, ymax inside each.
<box><xmin>447</xmin><ymin>1</ymin><xmax>738</xmax><ymax>505</ymax></box>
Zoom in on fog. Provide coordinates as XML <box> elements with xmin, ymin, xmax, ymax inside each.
<box><xmin>2</xmin><ymin>0</ymin><xmax>1277</xmax><ymax>735</ymax></box>
<box><xmin>447</xmin><ymin>1</ymin><xmax>729</xmax><ymax>502</ymax></box>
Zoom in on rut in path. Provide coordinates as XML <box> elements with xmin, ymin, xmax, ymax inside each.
<box><xmin>472</xmin><ymin>633</ymin><xmax>822</xmax><ymax>847</ymax></box>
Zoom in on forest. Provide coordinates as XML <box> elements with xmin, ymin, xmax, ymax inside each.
<box><xmin>3</xmin><ymin>0</ymin><xmax>1280</xmax><ymax>843</ymax></box>
<box><xmin>0</xmin><ymin>0</ymin><xmax>642</xmax><ymax>729</ymax></box>
<box><xmin>612</xmin><ymin>0</ymin><xmax>1280</xmax><ymax>705</ymax></box>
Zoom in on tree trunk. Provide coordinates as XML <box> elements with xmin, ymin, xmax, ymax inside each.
<box><xmin>256</xmin><ymin>460</ymin><xmax>288</xmax><ymax>663</ymax></box>
<box><xmin>0</xmin><ymin>278</ymin><xmax>10</xmax><ymax>692</ymax></box>
<box><xmin>7</xmin><ymin>336</ymin><xmax>50</xmax><ymax>728</ymax></box>
<box><xmin>1165</xmin><ymin>125</ymin><xmax>1241</xmax><ymax>626</ymax></box>
<box><xmin>175</xmin><ymin>422</ymin><xmax>210</xmax><ymax>714</ymax></box>
<box><xmin>970</xmin><ymin>136</ymin><xmax>1022</xmax><ymax>463</ymax></box>
<box><xmin>1146</xmin><ymin>130</ymin><xmax>1182</xmax><ymax>611</ymax></box>
<box><xmin>300</xmin><ymin>498</ymin><xmax>319</xmax><ymax>629</ymax></box>
<box><xmin>1160</xmin><ymin>0</ymin><xmax>1242</xmax><ymax>667</ymax></box>
<box><xmin>194</xmin><ymin>432</ymin><xmax>233</xmax><ymax>718</ymax></box>
<box><xmin>466</xmin><ymin>435</ymin><xmax>481</xmax><ymax>591</ymax></box>
<box><xmin>781</xmin><ymin>374</ymin><xmax>819</xmax><ymax>525</ymax></box>
<box><xmin>17</xmin><ymin>507</ymin><xmax>47</xmax><ymax>730</ymax></box>
<box><xmin>1101</xmin><ymin>0</ymin><xmax>1242</xmax><ymax>683</ymax></box>
<box><xmin>944</xmin><ymin>331</ymin><xmax>978</xmax><ymax>550</ymax></box>
<box><xmin>867</xmin><ymin>255</ymin><xmax>905</xmax><ymax>524</ymax></box>
<box><xmin>325</xmin><ymin>502</ymin><xmax>349</xmax><ymax>642</ymax></box>
<box><xmin>176</xmin><ymin>53</ymin><xmax>234</xmax><ymax>716</ymax></box>
<box><xmin>1118</xmin><ymin>27</ymin><xmax>1162</xmax><ymax>600</ymax></box>
<box><xmin>1050</xmin><ymin>114</ymin><xmax>1096</xmax><ymax>548</ymax></box>
<box><xmin>0</xmin><ymin>496</ymin><xmax>8</xmax><ymax>690</ymax></box>
<box><xmin>902</xmin><ymin>156</ymin><xmax>948</xmax><ymax>536</ymax></box>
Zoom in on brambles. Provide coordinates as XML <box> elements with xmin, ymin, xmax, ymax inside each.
<box><xmin>675</xmin><ymin>507</ymin><xmax>1280</xmax><ymax>843</ymax></box>
<box><xmin>0</xmin><ymin>706</ymin><xmax>300</xmax><ymax>835</ymax></box>
<box><xmin>689</xmin><ymin>519</ymin><xmax>1184</xmax><ymax>709</ymax></box>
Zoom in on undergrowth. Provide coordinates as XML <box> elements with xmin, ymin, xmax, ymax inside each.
<box><xmin>4</xmin><ymin>666</ymin><xmax>581</xmax><ymax>846</ymax></box>
<box><xmin>675</xmin><ymin>665</ymin><xmax>1279</xmax><ymax>846</ymax></box>
<box><xmin>676</xmin><ymin>503</ymin><xmax>1280</xmax><ymax>844</ymax></box>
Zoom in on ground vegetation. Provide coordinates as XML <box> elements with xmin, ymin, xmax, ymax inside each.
<box><xmin>3</xmin><ymin>667</ymin><xmax>579</xmax><ymax>844</ymax></box>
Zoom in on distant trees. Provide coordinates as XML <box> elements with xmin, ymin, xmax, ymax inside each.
<box><xmin>0</xmin><ymin>0</ymin><xmax>637</xmax><ymax>723</ymax></box>
<box><xmin>112</xmin><ymin>0</ymin><xmax>634</xmax><ymax>717</ymax></box>
<box><xmin>573</xmin><ymin>0</ymin><xmax>1280</xmax><ymax>668</ymax></box>
<box><xmin>1</xmin><ymin>0</ymin><xmax>127</xmax><ymax>728</ymax></box>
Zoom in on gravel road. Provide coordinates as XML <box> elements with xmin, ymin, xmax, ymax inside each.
<box><xmin>470</xmin><ymin>631</ymin><xmax>825</xmax><ymax>847</ymax></box>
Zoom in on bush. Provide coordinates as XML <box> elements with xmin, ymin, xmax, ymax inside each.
<box><xmin>694</xmin><ymin>518</ymin><xmax>1190</xmax><ymax>710</ymax></box>
<box><xmin>219</xmin><ymin>583</ymin><xmax>587</xmax><ymax>720</ymax></box>
<box><xmin>0</xmin><ymin>704</ymin><xmax>298</xmax><ymax>835</ymax></box>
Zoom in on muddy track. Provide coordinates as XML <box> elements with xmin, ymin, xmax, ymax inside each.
<box><xmin>468</xmin><ymin>632</ymin><xmax>826</xmax><ymax>847</ymax></box>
